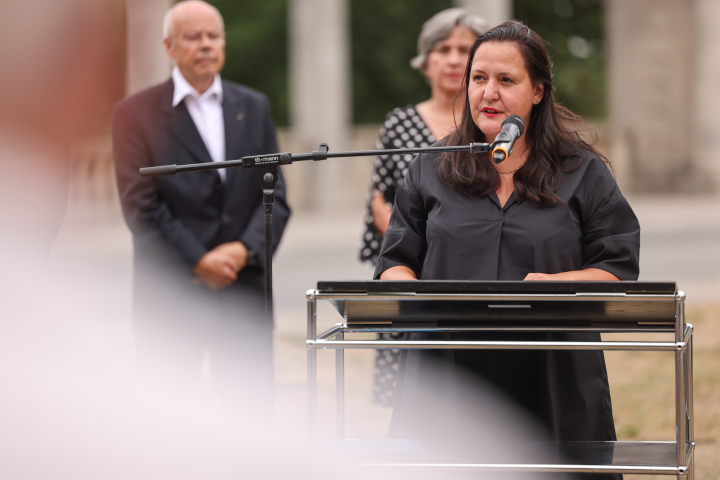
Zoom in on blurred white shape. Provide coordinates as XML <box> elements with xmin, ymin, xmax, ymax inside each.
<box><xmin>568</xmin><ymin>35</ymin><xmax>591</xmax><ymax>59</ymax></box>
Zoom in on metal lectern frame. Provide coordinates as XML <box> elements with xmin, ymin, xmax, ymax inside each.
<box><xmin>305</xmin><ymin>281</ymin><xmax>694</xmax><ymax>478</ymax></box>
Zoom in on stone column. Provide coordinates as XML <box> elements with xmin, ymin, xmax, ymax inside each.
<box><xmin>606</xmin><ymin>0</ymin><xmax>697</xmax><ymax>192</ymax></box>
<box><xmin>126</xmin><ymin>0</ymin><xmax>172</xmax><ymax>96</ymax></box>
<box><xmin>289</xmin><ymin>0</ymin><xmax>351</xmax><ymax>211</ymax></box>
<box><xmin>691</xmin><ymin>0</ymin><xmax>720</xmax><ymax>192</ymax></box>
<box><xmin>455</xmin><ymin>0</ymin><xmax>512</xmax><ymax>29</ymax></box>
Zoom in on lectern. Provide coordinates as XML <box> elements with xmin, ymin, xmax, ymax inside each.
<box><xmin>306</xmin><ymin>281</ymin><xmax>694</xmax><ymax>478</ymax></box>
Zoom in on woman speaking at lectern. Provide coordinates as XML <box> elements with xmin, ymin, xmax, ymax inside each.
<box><xmin>375</xmin><ymin>20</ymin><xmax>639</xmax><ymax>477</ymax></box>
<box><xmin>360</xmin><ymin>7</ymin><xmax>486</xmax><ymax>408</ymax></box>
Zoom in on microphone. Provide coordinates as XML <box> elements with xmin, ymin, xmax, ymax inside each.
<box><xmin>491</xmin><ymin>115</ymin><xmax>524</xmax><ymax>164</ymax></box>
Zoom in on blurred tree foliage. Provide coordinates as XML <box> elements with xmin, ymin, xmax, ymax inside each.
<box><xmin>201</xmin><ymin>0</ymin><xmax>605</xmax><ymax>126</ymax></box>
<box><xmin>514</xmin><ymin>0</ymin><xmax>605</xmax><ymax>118</ymax></box>
<box><xmin>350</xmin><ymin>0</ymin><xmax>453</xmax><ymax>124</ymax></box>
<box><xmin>206</xmin><ymin>0</ymin><xmax>289</xmax><ymax>125</ymax></box>
<box><xmin>352</xmin><ymin>0</ymin><xmax>605</xmax><ymax>123</ymax></box>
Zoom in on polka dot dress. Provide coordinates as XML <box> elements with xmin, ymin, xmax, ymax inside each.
<box><xmin>360</xmin><ymin>105</ymin><xmax>435</xmax><ymax>407</ymax></box>
<box><xmin>360</xmin><ymin>105</ymin><xmax>435</xmax><ymax>264</ymax></box>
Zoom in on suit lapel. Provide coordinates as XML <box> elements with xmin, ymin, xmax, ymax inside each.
<box><xmin>223</xmin><ymin>83</ymin><xmax>244</xmax><ymax>160</ymax></box>
<box><xmin>222</xmin><ymin>83</ymin><xmax>247</xmax><ymax>186</ymax></box>
<box><xmin>160</xmin><ymin>80</ymin><xmax>215</xmax><ymax>168</ymax></box>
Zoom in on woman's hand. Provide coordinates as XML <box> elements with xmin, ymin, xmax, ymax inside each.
<box><xmin>371</xmin><ymin>190</ymin><xmax>393</xmax><ymax>235</ymax></box>
<box><xmin>380</xmin><ymin>266</ymin><xmax>417</xmax><ymax>281</ymax></box>
<box><xmin>524</xmin><ymin>268</ymin><xmax>620</xmax><ymax>281</ymax></box>
<box><xmin>523</xmin><ymin>272</ymin><xmax>557</xmax><ymax>281</ymax></box>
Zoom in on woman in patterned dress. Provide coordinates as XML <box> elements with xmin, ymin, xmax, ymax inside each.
<box><xmin>360</xmin><ymin>8</ymin><xmax>486</xmax><ymax>407</ymax></box>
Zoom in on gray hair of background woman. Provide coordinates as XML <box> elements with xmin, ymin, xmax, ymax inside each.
<box><xmin>410</xmin><ymin>8</ymin><xmax>487</xmax><ymax>71</ymax></box>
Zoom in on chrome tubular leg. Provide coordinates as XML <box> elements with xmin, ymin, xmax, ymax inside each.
<box><xmin>675</xmin><ymin>352</ymin><xmax>687</xmax><ymax>470</ymax></box>
<box><xmin>675</xmin><ymin>291</ymin><xmax>687</xmax><ymax>470</ymax></box>
<box><xmin>687</xmin><ymin>324</ymin><xmax>695</xmax><ymax>448</ymax></box>
<box><xmin>675</xmin><ymin>291</ymin><xmax>686</xmax><ymax>343</ymax></box>
<box><xmin>336</xmin><ymin>328</ymin><xmax>345</xmax><ymax>439</ymax></box>
<box><xmin>306</xmin><ymin>291</ymin><xmax>317</xmax><ymax>435</ymax></box>
<box><xmin>688</xmin><ymin>448</ymin><xmax>695</xmax><ymax>480</ymax></box>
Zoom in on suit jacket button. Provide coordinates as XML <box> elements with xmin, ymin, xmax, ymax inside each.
<box><xmin>215</xmin><ymin>181</ymin><xmax>223</xmax><ymax>191</ymax></box>
<box><xmin>222</xmin><ymin>214</ymin><xmax>231</xmax><ymax>224</ymax></box>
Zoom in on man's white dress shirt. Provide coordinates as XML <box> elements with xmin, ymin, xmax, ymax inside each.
<box><xmin>172</xmin><ymin>66</ymin><xmax>226</xmax><ymax>181</ymax></box>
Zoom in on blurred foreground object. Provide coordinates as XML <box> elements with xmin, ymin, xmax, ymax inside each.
<box><xmin>0</xmin><ymin>0</ymin><xmax>122</xmax><ymax>253</ymax></box>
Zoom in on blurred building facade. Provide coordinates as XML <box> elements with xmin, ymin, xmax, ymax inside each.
<box><xmin>71</xmin><ymin>0</ymin><xmax>719</xmax><ymax>224</ymax></box>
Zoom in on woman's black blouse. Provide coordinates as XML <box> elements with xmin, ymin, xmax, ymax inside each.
<box><xmin>375</xmin><ymin>148</ymin><xmax>640</xmax><ymax>281</ymax></box>
<box><xmin>373</xmin><ymin>147</ymin><xmax>640</xmax><ymax>459</ymax></box>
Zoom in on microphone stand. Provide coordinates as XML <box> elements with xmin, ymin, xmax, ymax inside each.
<box><xmin>138</xmin><ymin>142</ymin><xmax>492</xmax><ymax>344</ymax></box>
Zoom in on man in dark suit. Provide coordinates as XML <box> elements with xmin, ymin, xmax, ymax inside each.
<box><xmin>112</xmin><ymin>0</ymin><xmax>290</xmax><ymax>403</ymax></box>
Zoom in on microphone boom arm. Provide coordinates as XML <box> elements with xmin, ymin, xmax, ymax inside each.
<box><xmin>139</xmin><ymin>142</ymin><xmax>492</xmax><ymax>177</ymax></box>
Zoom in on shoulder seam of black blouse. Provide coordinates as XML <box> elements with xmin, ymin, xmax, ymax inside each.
<box><xmin>576</xmin><ymin>154</ymin><xmax>624</xmax><ymax>225</ymax></box>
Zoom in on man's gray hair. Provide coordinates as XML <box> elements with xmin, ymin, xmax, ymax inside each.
<box><xmin>410</xmin><ymin>8</ymin><xmax>487</xmax><ymax>71</ymax></box>
<box><xmin>162</xmin><ymin>0</ymin><xmax>225</xmax><ymax>41</ymax></box>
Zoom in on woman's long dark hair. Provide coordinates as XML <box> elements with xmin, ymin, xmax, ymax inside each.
<box><xmin>439</xmin><ymin>20</ymin><xmax>609</xmax><ymax>207</ymax></box>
